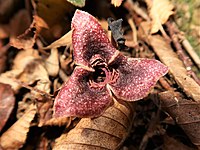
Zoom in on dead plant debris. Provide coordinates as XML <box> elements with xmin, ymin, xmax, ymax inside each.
<box><xmin>0</xmin><ymin>0</ymin><xmax>200</xmax><ymax>149</ymax></box>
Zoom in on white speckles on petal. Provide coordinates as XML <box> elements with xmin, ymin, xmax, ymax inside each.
<box><xmin>71</xmin><ymin>10</ymin><xmax>118</xmax><ymax>69</ymax></box>
<box><xmin>109</xmin><ymin>55</ymin><xmax>168</xmax><ymax>101</ymax></box>
<box><xmin>53</xmin><ymin>67</ymin><xmax>113</xmax><ymax>118</ymax></box>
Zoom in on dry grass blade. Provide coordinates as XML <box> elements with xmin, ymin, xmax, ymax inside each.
<box><xmin>159</xmin><ymin>91</ymin><xmax>200</xmax><ymax>148</ymax></box>
<box><xmin>149</xmin><ymin>35</ymin><xmax>200</xmax><ymax>102</ymax></box>
<box><xmin>0</xmin><ymin>104</ymin><xmax>36</xmax><ymax>150</ymax></box>
<box><xmin>53</xmin><ymin>100</ymin><xmax>134</xmax><ymax>150</ymax></box>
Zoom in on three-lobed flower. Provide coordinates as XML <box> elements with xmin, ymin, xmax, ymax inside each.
<box><xmin>53</xmin><ymin>10</ymin><xmax>168</xmax><ymax>118</ymax></box>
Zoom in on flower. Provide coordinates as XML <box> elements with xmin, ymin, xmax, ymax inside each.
<box><xmin>53</xmin><ymin>10</ymin><xmax>168</xmax><ymax>118</ymax></box>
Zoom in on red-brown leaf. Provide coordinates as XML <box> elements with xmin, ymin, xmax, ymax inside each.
<box><xmin>0</xmin><ymin>83</ymin><xmax>15</xmax><ymax>132</ymax></box>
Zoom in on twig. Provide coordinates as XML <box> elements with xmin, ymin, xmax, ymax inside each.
<box><xmin>181</xmin><ymin>36</ymin><xmax>200</xmax><ymax>70</ymax></box>
<box><xmin>166</xmin><ymin>21</ymin><xmax>200</xmax><ymax>85</ymax></box>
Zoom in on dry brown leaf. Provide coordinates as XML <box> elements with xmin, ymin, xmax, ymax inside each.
<box><xmin>10</xmin><ymin>15</ymin><xmax>47</xmax><ymax>50</ymax></box>
<box><xmin>14</xmin><ymin>49</ymin><xmax>50</xmax><ymax>96</ymax></box>
<box><xmin>0</xmin><ymin>83</ymin><xmax>15</xmax><ymax>132</ymax></box>
<box><xmin>0</xmin><ymin>69</ymin><xmax>24</xmax><ymax>92</ymax></box>
<box><xmin>0</xmin><ymin>25</ymin><xmax>9</xmax><ymax>39</ymax></box>
<box><xmin>111</xmin><ymin>0</ymin><xmax>123</xmax><ymax>7</ymax></box>
<box><xmin>18</xmin><ymin>61</ymin><xmax>51</xmax><ymax>99</ymax></box>
<box><xmin>0</xmin><ymin>49</ymin><xmax>40</xmax><ymax>92</ymax></box>
<box><xmin>53</xmin><ymin>99</ymin><xmax>134</xmax><ymax>150</ymax></box>
<box><xmin>0</xmin><ymin>44</ymin><xmax>9</xmax><ymax>73</ymax></box>
<box><xmin>0</xmin><ymin>104</ymin><xmax>36</xmax><ymax>150</ymax></box>
<box><xmin>45</xmin><ymin>48</ymin><xmax>59</xmax><ymax>77</ymax></box>
<box><xmin>149</xmin><ymin>35</ymin><xmax>200</xmax><ymax>102</ymax></box>
<box><xmin>39</xmin><ymin>116</ymin><xmax>71</xmax><ymax>127</ymax></box>
<box><xmin>43</xmin><ymin>30</ymin><xmax>72</xmax><ymax>50</ymax></box>
<box><xmin>159</xmin><ymin>91</ymin><xmax>200</xmax><ymax>148</ymax></box>
<box><xmin>13</xmin><ymin>49</ymin><xmax>40</xmax><ymax>70</ymax></box>
<box><xmin>34</xmin><ymin>0</ymin><xmax>75</xmax><ymax>42</ymax></box>
<box><xmin>145</xmin><ymin>0</ymin><xmax>174</xmax><ymax>34</ymax></box>
<box><xmin>163</xmin><ymin>135</ymin><xmax>194</xmax><ymax>150</ymax></box>
<box><xmin>0</xmin><ymin>0</ymin><xmax>22</xmax><ymax>23</ymax></box>
<box><xmin>9</xmin><ymin>9</ymin><xmax>32</xmax><ymax>38</ymax></box>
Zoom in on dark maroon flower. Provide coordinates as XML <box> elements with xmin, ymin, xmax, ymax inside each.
<box><xmin>53</xmin><ymin>10</ymin><xmax>168</xmax><ymax>118</ymax></box>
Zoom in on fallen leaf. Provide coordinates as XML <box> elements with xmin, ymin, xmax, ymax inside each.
<box><xmin>10</xmin><ymin>15</ymin><xmax>47</xmax><ymax>50</ymax></box>
<box><xmin>149</xmin><ymin>35</ymin><xmax>200</xmax><ymax>102</ymax></box>
<box><xmin>159</xmin><ymin>91</ymin><xmax>200</xmax><ymax>148</ymax></box>
<box><xmin>0</xmin><ymin>69</ymin><xmax>23</xmax><ymax>92</ymax></box>
<box><xmin>0</xmin><ymin>83</ymin><xmax>15</xmax><ymax>132</ymax></box>
<box><xmin>45</xmin><ymin>48</ymin><xmax>59</xmax><ymax>77</ymax></box>
<box><xmin>0</xmin><ymin>44</ymin><xmax>9</xmax><ymax>73</ymax></box>
<box><xmin>13</xmin><ymin>49</ymin><xmax>40</xmax><ymax>70</ymax></box>
<box><xmin>66</xmin><ymin>0</ymin><xmax>86</xmax><ymax>7</ymax></box>
<box><xmin>9</xmin><ymin>9</ymin><xmax>32</xmax><ymax>38</ymax></box>
<box><xmin>34</xmin><ymin>0</ymin><xmax>75</xmax><ymax>42</ymax></box>
<box><xmin>163</xmin><ymin>135</ymin><xmax>194</xmax><ymax>150</ymax></box>
<box><xmin>111</xmin><ymin>0</ymin><xmax>123</xmax><ymax>7</ymax></box>
<box><xmin>18</xmin><ymin>61</ymin><xmax>51</xmax><ymax>99</ymax></box>
<box><xmin>0</xmin><ymin>0</ymin><xmax>22</xmax><ymax>23</ymax></box>
<box><xmin>39</xmin><ymin>116</ymin><xmax>71</xmax><ymax>127</ymax></box>
<box><xmin>53</xmin><ymin>99</ymin><xmax>134</xmax><ymax>150</ymax></box>
<box><xmin>145</xmin><ymin>0</ymin><xmax>174</xmax><ymax>34</ymax></box>
<box><xmin>0</xmin><ymin>49</ymin><xmax>40</xmax><ymax>92</ymax></box>
<box><xmin>0</xmin><ymin>104</ymin><xmax>36</xmax><ymax>150</ymax></box>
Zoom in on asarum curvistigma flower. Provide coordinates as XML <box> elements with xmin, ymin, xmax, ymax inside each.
<box><xmin>53</xmin><ymin>10</ymin><xmax>168</xmax><ymax>118</ymax></box>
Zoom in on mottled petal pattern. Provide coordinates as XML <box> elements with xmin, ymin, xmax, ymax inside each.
<box><xmin>72</xmin><ymin>10</ymin><xmax>119</xmax><ymax>69</ymax></box>
<box><xmin>53</xmin><ymin>67</ymin><xmax>113</xmax><ymax>118</ymax></box>
<box><xmin>108</xmin><ymin>54</ymin><xmax>168</xmax><ymax>101</ymax></box>
<box><xmin>53</xmin><ymin>10</ymin><xmax>169</xmax><ymax>118</ymax></box>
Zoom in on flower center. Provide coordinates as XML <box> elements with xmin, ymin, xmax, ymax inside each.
<box><xmin>93</xmin><ymin>67</ymin><xmax>106</xmax><ymax>83</ymax></box>
<box><xmin>89</xmin><ymin>57</ymin><xmax>119</xmax><ymax>88</ymax></box>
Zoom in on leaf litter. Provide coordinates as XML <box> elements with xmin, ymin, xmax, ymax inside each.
<box><xmin>0</xmin><ymin>0</ymin><xmax>200</xmax><ymax>149</ymax></box>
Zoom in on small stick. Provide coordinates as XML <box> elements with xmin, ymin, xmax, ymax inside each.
<box><xmin>166</xmin><ymin>21</ymin><xmax>200</xmax><ymax>85</ymax></box>
<box><xmin>181</xmin><ymin>36</ymin><xmax>200</xmax><ymax>70</ymax></box>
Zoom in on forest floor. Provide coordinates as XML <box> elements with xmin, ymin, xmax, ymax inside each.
<box><xmin>0</xmin><ymin>0</ymin><xmax>200</xmax><ymax>150</ymax></box>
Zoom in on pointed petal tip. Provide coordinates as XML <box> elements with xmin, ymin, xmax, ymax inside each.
<box><xmin>109</xmin><ymin>57</ymin><xmax>169</xmax><ymax>102</ymax></box>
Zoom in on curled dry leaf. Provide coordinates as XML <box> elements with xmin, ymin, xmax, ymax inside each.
<box><xmin>111</xmin><ymin>0</ymin><xmax>123</xmax><ymax>7</ymax></box>
<box><xmin>163</xmin><ymin>135</ymin><xmax>194</xmax><ymax>150</ymax></box>
<box><xmin>149</xmin><ymin>35</ymin><xmax>200</xmax><ymax>102</ymax></box>
<box><xmin>10</xmin><ymin>15</ymin><xmax>48</xmax><ymax>50</ymax></box>
<box><xmin>53</xmin><ymin>100</ymin><xmax>134</xmax><ymax>150</ymax></box>
<box><xmin>0</xmin><ymin>83</ymin><xmax>15</xmax><ymax>132</ymax></box>
<box><xmin>45</xmin><ymin>48</ymin><xmax>59</xmax><ymax>77</ymax></box>
<box><xmin>0</xmin><ymin>49</ymin><xmax>41</xmax><ymax>93</ymax></box>
<box><xmin>19</xmin><ymin>61</ymin><xmax>51</xmax><ymax>99</ymax></box>
<box><xmin>0</xmin><ymin>104</ymin><xmax>36</xmax><ymax>150</ymax></box>
<box><xmin>159</xmin><ymin>91</ymin><xmax>200</xmax><ymax>148</ymax></box>
<box><xmin>145</xmin><ymin>0</ymin><xmax>174</xmax><ymax>34</ymax></box>
<box><xmin>0</xmin><ymin>69</ymin><xmax>24</xmax><ymax>92</ymax></box>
